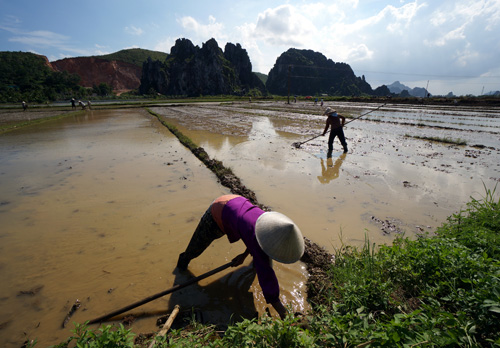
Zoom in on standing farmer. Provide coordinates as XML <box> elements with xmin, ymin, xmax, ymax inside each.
<box><xmin>323</xmin><ymin>107</ymin><xmax>348</xmax><ymax>155</ymax></box>
<box><xmin>176</xmin><ymin>194</ymin><xmax>305</xmax><ymax>319</ymax></box>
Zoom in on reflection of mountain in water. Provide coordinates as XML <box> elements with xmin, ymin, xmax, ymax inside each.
<box><xmin>249</xmin><ymin>117</ymin><xmax>278</xmax><ymax>140</ymax></box>
<box><xmin>199</xmin><ymin>134</ymin><xmax>247</xmax><ymax>154</ymax></box>
<box><xmin>229</xmin><ymin>116</ymin><xmax>289</xmax><ymax>171</ymax></box>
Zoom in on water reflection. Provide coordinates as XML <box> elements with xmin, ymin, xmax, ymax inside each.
<box><xmin>317</xmin><ymin>153</ymin><xmax>346</xmax><ymax>184</ymax></box>
<box><xmin>249</xmin><ymin>116</ymin><xmax>277</xmax><ymax>140</ymax></box>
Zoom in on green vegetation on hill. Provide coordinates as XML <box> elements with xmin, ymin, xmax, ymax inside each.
<box><xmin>254</xmin><ymin>72</ymin><xmax>268</xmax><ymax>85</ymax></box>
<box><xmin>0</xmin><ymin>51</ymin><xmax>86</xmax><ymax>103</ymax></box>
<box><xmin>98</xmin><ymin>48</ymin><xmax>168</xmax><ymax>67</ymax></box>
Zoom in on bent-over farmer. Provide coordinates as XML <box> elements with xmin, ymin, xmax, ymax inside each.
<box><xmin>176</xmin><ymin>194</ymin><xmax>304</xmax><ymax>319</ymax></box>
<box><xmin>323</xmin><ymin>107</ymin><xmax>348</xmax><ymax>154</ymax></box>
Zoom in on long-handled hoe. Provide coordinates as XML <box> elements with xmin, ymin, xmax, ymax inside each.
<box><xmin>86</xmin><ymin>260</ymin><xmax>235</xmax><ymax>325</ymax></box>
<box><xmin>292</xmin><ymin>103</ymin><xmax>386</xmax><ymax>149</ymax></box>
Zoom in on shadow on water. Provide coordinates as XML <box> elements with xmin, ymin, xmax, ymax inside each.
<box><xmin>167</xmin><ymin>265</ymin><xmax>258</xmax><ymax>329</ymax></box>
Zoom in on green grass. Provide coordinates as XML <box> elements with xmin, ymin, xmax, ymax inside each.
<box><xmin>309</xmin><ymin>184</ymin><xmax>500</xmax><ymax>347</ymax></box>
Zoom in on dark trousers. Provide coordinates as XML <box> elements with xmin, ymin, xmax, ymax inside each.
<box><xmin>177</xmin><ymin>206</ymin><xmax>224</xmax><ymax>269</ymax></box>
<box><xmin>328</xmin><ymin>127</ymin><xmax>347</xmax><ymax>152</ymax></box>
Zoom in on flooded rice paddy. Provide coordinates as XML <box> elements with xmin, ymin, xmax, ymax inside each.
<box><xmin>0</xmin><ymin>102</ymin><xmax>499</xmax><ymax>347</ymax></box>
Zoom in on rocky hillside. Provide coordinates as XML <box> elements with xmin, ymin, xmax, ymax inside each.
<box><xmin>51</xmin><ymin>57</ymin><xmax>142</xmax><ymax>93</ymax></box>
<box><xmin>140</xmin><ymin>38</ymin><xmax>266</xmax><ymax>97</ymax></box>
<box><xmin>266</xmin><ymin>48</ymin><xmax>376</xmax><ymax>96</ymax></box>
<box><xmin>2</xmin><ymin>43</ymin><xmax>389</xmax><ymax>101</ymax></box>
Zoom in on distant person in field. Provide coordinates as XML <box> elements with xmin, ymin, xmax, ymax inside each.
<box><xmin>176</xmin><ymin>194</ymin><xmax>305</xmax><ymax>319</ymax></box>
<box><xmin>22</xmin><ymin>101</ymin><xmax>27</xmax><ymax>111</ymax></box>
<box><xmin>87</xmin><ymin>100</ymin><xmax>92</xmax><ymax>109</ymax></box>
<box><xmin>78</xmin><ymin>100</ymin><xmax>86</xmax><ymax>110</ymax></box>
<box><xmin>322</xmin><ymin>107</ymin><xmax>348</xmax><ymax>155</ymax></box>
<box><xmin>71</xmin><ymin>98</ymin><xmax>76</xmax><ymax>110</ymax></box>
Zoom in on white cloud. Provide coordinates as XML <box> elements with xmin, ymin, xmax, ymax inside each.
<box><xmin>92</xmin><ymin>44</ymin><xmax>111</xmax><ymax>56</ymax></box>
<box><xmin>154</xmin><ymin>37</ymin><xmax>176</xmax><ymax>53</ymax></box>
<box><xmin>453</xmin><ymin>43</ymin><xmax>479</xmax><ymax>67</ymax></box>
<box><xmin>9</xmin><ymin>30</ymin><xmax>69</xmax><ymax>46</ymax></box>
<box><xmin>0</xmin><ymin>14</ymin><xmax>21</xmax><ymax>29</ymax></box>
<box><xmin>234</xmin><ymin>22</ymin><xmax>268</xmax><ymax>72</ymax></box>
<box><xmin>178</xmin><ymin>15</ymin><xmax>227</xmax><ymax>43</ymax></box>
<box><xmin>234</xmin><ymin>1</ymin><xmax>428</xmax><ymax>73</ymax></box>
<box><xmin>346</xmin><ymin>44</ymin><xmax>374</xmax><ymax>62</ymax></box>
<box><xmin>1</xmin><ymin>14</ymin><xmax>92</xmax><ymax>56</ymax></box>
<box><xmin>483</xmin><ymin>0</ymin><xmax>500</xmax><ymax>30</ymax></box>
<box><xmin>253</xmin><ymin>5</ymin><xmax>316</xmax><ymax>47</ymax></box>
<box><xmin>480</xmin><ymin>66</ymin><xmax>500</xmax><ymax>77</ymax></box>
<box><xmin>381</xmin><ymin>2</ymin><xmax>426</xmax><ymax>34</ymax></box>
<box><xmin>125</xmin><ymin>25</ymin><xmax>144</xmax><ymax>36</ymax></box>
<box><xmin>427</xmin><ymin>0</ymin><xmax>500</xmax><ymax>44</ymax></box>
<box><xmin>6</xmin><ymin>29</ymin><xmax>88</xmax><ymax>56</ymax></box>
<box><xmin>424</xmin><ymin>23</ymin><xmax>467</xmax><ymax>47</ymax></box>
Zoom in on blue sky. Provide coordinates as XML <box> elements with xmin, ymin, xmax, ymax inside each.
<box><xmin>1</xmin><ymin>0</ymin><xmax>499</xmax><ymax>95</ymax></box>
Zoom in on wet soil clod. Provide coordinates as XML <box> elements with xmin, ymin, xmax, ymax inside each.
<box><xmin>62</xmin><ymin>299</ymin><xmax>81</xmax><ymax>328</ymax></box>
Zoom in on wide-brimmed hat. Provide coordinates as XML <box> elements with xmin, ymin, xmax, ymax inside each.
<box><xmin>255</xmin><ymin>212</ymin><xmax>304</xmax><ymax>264</ymax></box>
<box><xmin>324</xmin><ymin>107</ymin><xmax>336</xmax><ymax>115</ymax></box>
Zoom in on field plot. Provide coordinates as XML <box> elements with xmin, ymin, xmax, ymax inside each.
<box><xmin>151</xmin><ymin>101</ymin><xmax>500</xmax><ymax>248</ymax></box>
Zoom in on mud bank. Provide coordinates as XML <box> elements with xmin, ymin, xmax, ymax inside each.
<box><xmin>148</xmin><ymin>107</ymin><xmax>335</xmax><ymax>309</ymax></box>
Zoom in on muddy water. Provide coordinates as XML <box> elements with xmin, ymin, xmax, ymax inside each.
<box><xmin>0</xmin><ymin>109</ymin><xmax>308</xmax><ymax>348</ymax></box>
<box><xmin>1</xmin><ymin>103</ymin><xmax>499</xmax><ymax>347</ymax></box>
<box><xmin>151</xmin><ymin>102</ymin><xmax>500</xmax><ymax>251</ymax></box>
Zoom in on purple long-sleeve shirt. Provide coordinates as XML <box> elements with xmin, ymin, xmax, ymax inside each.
<box><xmin>211</xmin><ymin>195</ymin><xmax>280</xmax><ymax>304</ymax></box>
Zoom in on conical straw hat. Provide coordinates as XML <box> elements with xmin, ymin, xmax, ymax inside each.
<box><xmin>255</xmin><ymin>212</ymin><xmax>304</xmax><ymax>264</ymax></box>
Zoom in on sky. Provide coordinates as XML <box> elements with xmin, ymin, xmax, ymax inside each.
<box><xmin>1</xmin><ymin>0</ymin><xmax>499</xmax><ymax>96</ymax></box>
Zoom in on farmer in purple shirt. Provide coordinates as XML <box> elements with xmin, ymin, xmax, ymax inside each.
<box><xmin>176</xmin><ymin>194</ymin><xmax>304</xmax><ymax>319</ymax></box>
